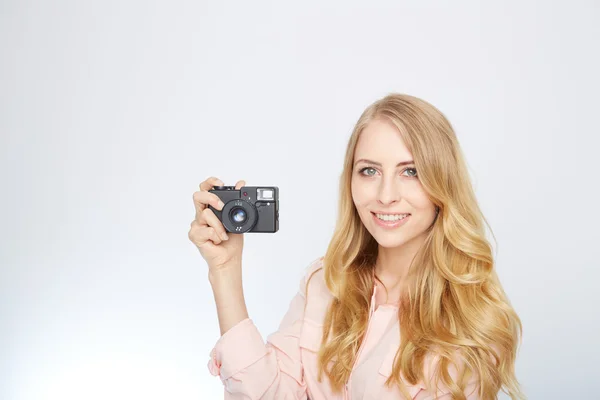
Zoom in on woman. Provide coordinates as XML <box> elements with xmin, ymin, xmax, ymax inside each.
<box><xmin>189</xmin><ymin>93</ymin><xmax>524</xmax><ymax>399</ymax></box>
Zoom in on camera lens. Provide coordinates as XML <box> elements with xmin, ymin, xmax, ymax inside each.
<box><xmin>221</xmin><ymin>199</ymin><xmax>257</xmax><ymax>233</ymax></box>
<box><xmin>230</xmin><ymin>207</ymin><xmax>247</xmax><ymax>224</ymax></box>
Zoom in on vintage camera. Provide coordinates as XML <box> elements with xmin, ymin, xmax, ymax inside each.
<box><xmin>208</xmin><ymin>186</ymin><xmax>279</xmax><ymax>233</ymax></box>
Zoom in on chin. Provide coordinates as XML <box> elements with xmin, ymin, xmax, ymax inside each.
<box><xmin>376</xmin><ymin>240</ymin><xmax>402</xmax><ymax>249</ymax></box>
<box><xmin>371</xmin><ymin>234</ymin><xmax>408</xmax><ymax>248</ymax></box>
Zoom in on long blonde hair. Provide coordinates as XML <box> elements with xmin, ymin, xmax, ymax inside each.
<box><xmin>309</xmin><ymin>93</ymin><xmax>524</xmax><ymax>399</ymax></box>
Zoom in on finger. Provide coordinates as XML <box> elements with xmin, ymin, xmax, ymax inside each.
<box><xmin>189</xmin><ymin>223</ymin><xmax>222</xmax><ymax>246</ymax></box>
<box><xmin>189</xmin><ymin>221</ymin><xmax>222</xmax><ymax>245</ymax></box>
<box><xmin>200</xmin><ymin>177</ymin><xmax>225</xmax><ymax>192</ymax></box>
<box><xmin>202</xmin><ymin>208</ymin><xmax>229</xmax><ymax>241</ymax></box>
<box><xmin>193</xmin><ymin>190</ymin><xmax>225</xmax><ymax>218</ymax></box>
<box><xmin>234</xmin><ymin>180</ymin><xmax>246</xmax><ymax>190</ymax></box>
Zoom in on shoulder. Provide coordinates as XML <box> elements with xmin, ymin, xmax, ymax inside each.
<box><xmin>298</xmin><ymin>256</ymin><xmax>325</xmax><ymax>293</ymax></box>
<box><xmin>305</xmin><ymin>256</ymin><xmax>325</xmax><ymax>278</ymax></box>
<box><xmin>298</xmin><ymin>256</ymin><xmax>334</xmax><ymax>322</ymax></box>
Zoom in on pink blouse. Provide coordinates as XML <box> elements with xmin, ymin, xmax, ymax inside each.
<box><xmin>208</xmin><ymin>257</ymin><xmax>480</xmax><ymax>399</ymax></box>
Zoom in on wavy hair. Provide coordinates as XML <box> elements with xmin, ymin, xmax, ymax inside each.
<box><xmin>307</xmin><ymin>93</ymin><xmax>524</xmax><ymax>399</ymax></box>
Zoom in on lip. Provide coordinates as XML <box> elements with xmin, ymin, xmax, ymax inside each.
<box><xmin>371</xmin><ymin>212</ymin><xmax>411</xmax><ymax>229</ymax></box>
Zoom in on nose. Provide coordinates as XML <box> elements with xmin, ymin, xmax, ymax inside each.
<box><xmin>377</xmin><ymin>176</ymin><xmax>400</xmax><ymax>206</ymax></box>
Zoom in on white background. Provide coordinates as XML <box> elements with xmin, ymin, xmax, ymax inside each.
<box><xmin>2</xmin><ymin>1</ymin><xmax>599</xmax><ymax>399</ymax></box>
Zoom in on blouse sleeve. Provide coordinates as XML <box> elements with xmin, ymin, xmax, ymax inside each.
<box><xmin>207</xmin><ymin>258</ymin><xmax>322</xmax><ymax>399</ymax></box>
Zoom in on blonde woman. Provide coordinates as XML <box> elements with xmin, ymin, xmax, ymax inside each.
<box><xmin>189</xmin><ymin>93</ymin><xmax>524</xmax><ymax>399</ymax></box>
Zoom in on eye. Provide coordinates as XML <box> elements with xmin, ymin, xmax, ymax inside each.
<box><xmin>358</xmin><ymin>167</ymin><xmax>377</xmax><ymax>177</ymax></box>
<box><xmin>402</xmin><ymin>167</ymin><xmax>418</xmax><ymax>178</ymax></box>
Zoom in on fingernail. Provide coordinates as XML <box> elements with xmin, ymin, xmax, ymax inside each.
<box><xmin>221</xmin><ymin>232</ymin><xmax>229</xmax><ymax>241</ymax></box>
<box><xmin>218</xmin><ymin>201</ymin><xmax>225</xmax><ymax>209</ymax></box>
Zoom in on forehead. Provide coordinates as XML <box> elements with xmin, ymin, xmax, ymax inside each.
<box><xmin>354</xmin><ymin>119</ymin><xmax>412</xmax><ymax>161</ymax></box>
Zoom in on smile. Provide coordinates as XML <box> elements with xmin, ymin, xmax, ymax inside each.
<box><xmin>371</xmin><ymin>212</ymin><xmax>411</xmax><ymax>229</ymax></box>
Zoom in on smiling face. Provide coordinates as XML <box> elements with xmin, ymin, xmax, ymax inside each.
<box><xmin>351</xmin><ymin>118</ymin><xmax>438</xmax><ymax>249</ymax></box>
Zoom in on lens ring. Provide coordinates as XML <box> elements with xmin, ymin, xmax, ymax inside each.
<box><xmin>220</xmin><ymin>199</ymin><xmax>257</xmax><ymax>233</ymax></box>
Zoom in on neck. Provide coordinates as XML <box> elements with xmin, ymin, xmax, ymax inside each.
<box><xmin>374</xmin><ymin>233</ymin><xmax>428</xmax><ymax>289</ymax></box>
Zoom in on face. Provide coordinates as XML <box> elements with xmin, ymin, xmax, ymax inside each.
<box><xmin>351</xmin><ymin>118</ymin><xmax>437</xmax><ymax>249</ymax></box>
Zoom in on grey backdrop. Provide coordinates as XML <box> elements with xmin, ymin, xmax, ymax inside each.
<box><xmin>2</xmin><ymin>1</ymin><xmax>598</xmax><ymax>399</ymax></box>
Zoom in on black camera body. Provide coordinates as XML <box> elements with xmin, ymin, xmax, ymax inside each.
<box><xmin>208</xmin><ymin>186</ymin><xmax>279</xmax><ymax>233</ymax></box>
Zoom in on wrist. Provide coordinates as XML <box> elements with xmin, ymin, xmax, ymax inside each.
<box><xmin>208</xmin><ymin>263</ymin><xmax>242</xmax><ymax>286</ymax></box>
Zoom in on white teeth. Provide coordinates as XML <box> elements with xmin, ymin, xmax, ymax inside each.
<box><xmin>375</xmin><ymin>213</ymin><xmax>409</xmax><ymax>221</ymax></box>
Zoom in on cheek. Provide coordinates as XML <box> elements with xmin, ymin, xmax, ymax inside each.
<box><xmin>351</xmin><ymin>180</ymin><xmax>371</xmax><ymax>208</ymax></box>
<box><xmin>417</xmin><ymin>195</ymin><xmax>436</xmax><ymax>211</ymax></box>
<box><xmin>410</xmin><ymin>197</ymin><xmax>432</xmax><ymax>211</ymax></box>
<box><xmin>405</xmin><ymin>184</ymin><xmax>434</xmax><ymax>210</ymax></box>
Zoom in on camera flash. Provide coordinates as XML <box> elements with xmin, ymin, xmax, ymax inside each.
<box><xmin>257</xmin><ymin>188</ymin><xmax>274</xmax><ymax>201</ymax></box>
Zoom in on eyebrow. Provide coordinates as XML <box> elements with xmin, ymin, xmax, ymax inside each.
<box><xmin>354</xmin><ymin>158</ymin><xmax>414</xmax><ymax>167</ymax></box>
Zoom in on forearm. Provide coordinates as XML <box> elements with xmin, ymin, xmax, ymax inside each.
<box><xmin>209</xmin><ymin>264</ymin><xmax>249</xmax><ymax>336</ymax></box>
